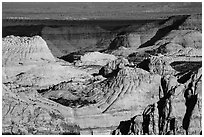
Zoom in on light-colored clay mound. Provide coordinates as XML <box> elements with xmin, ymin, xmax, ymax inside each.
<box><xmin>76</xmin><ymin>51</ymin><xmax>117</xmax><ymax>66</ymax></box>
<box><xmin>2</xmin><ymin>35</ymin><xmax>56</xmax><ymax>67</ymax></box>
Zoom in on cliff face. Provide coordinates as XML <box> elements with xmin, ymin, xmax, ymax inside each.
<box><xmin>2</xmin><ymin>14</ymin><xmax>202</xmax><ymax>135</ymax></box>
<box><xmin>41</xmin><ymin>26</ymin><xmax>116</xmax><ymax>57</ymax></box>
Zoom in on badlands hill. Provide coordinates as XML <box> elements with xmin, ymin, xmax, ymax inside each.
<box><xmin>2</xmin><ymin>14</ymin><xmax>202</xmax><ymax>135</ymax></box>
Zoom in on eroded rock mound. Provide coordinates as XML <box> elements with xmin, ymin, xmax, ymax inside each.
<box><xmin>2</xmin><ymin>35</ymin><xmax>55</xmax><ymax>67</ymax></box>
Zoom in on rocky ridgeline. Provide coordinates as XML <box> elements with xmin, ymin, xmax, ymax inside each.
<box><xmin>2</xmin><ymin>14</ymin><xmax>202</xmax><ymax>135</ymax></box>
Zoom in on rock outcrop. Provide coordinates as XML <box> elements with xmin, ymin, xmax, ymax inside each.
<box><xmin>75</xmin><ymin>51</ymin><xmax>117</xmax><ymax>66</ymax></box>
<box><xmin>2</xmin><ymin>84</ymin><xmax>79</xmax><ymax>135</ymax></box>
<box><xmin>99</xmin><ymin>57</ymin><xmax>129</xmax><ymax>77</ymax></box>
<box><xmin>2</xmin><ymin>35</ymin><xmax>55</xmax><ymax>67</ymax></box>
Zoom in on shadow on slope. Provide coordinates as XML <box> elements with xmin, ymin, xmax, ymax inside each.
<box><xmin>139</xmin><ymin>15</ymin><xmax>189</xmax><ymax>48</ymax></box>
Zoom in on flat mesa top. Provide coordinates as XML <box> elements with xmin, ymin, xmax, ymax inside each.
<box><xmin>2</xmin><ymin>2</ymin><xmax>202</xmax><ymax>20</ymax></box>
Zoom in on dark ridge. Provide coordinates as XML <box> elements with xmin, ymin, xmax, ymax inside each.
<box><xmin>139</xmin><ymin>15</ymin><xmax>190</xmax><ymax>48</ymax></box>
<box><xmin>2</xmin><ymin>19</ymin><xmax>162</xmax><ymax>27</ymax></box>
<box><xmin>2</xmin><ymin>25</ymin><xmax>44</xmax><ymax>37</ymax></box>
<box><xmin>170</xmin><ymin>61</ymin><xmax>202</xmax><ymax>73</ymax></box>
<box><xmin>49</xmin><ymin>97</ymin><xmax>96</xmax><ymax>108</ymax></box>
<box><xmin>59</xmin><ymin>52</ymin><xmax>83</xmax><ymax>63</ymax></box>
<box><xmin>36</xmin><ymin>80</ymin><xmax>73</xmax><ymax>94</ymax></box>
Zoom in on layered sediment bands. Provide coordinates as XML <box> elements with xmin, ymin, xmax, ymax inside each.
<box><xmin>3</xmin><ymin>19</ymin><xmax>163</xmax><ymax>59</ymax></box>
<box><xmin>36</xmin><ymin>66</ymin><xmax>160</xmax><ymax>130</ymax></box>
<box><xmin>2</xmin><ymin>84</ymin><xmax>79</xmax><ymax>135</ymax></box>
<box><xmin>2</xmin><ymin>35</ymin><xmax>92</xmax><ymax>87</ymax></box>
<box><xmin>2</xmin><ymin>35</ymin><xmax>55</xmax><ymax>67</ymax></box>
<box><xmin>108</xmin><ymin>15</ymin><xmax>189</xmax><ymax>51</ymax></box>
<box><xmin>73</xmin><ymin>67</ymin><xmax>161</xmax><ymax>130</ymax></box>
<box><xmin>38</xmin><ymin>67</ymin><xmax>160</xmax><ymax>112</ymax></box>
<box><xmin>41</xmin><ymin>26</ymin><xmax>116</xmax><ymax>57</ymax></box>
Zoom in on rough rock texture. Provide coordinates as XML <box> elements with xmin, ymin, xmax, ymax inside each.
<box><xmin>158</xmin><ymin>30</ymin><xmax>202</xmax><ymax>49</ymax></box>
<box><xmin>2</xmin><ymin>35</ymin><xmax>92</xmax><ymax>86</ymax></box>
<box><xmin>37</xmin><ymin>66</ymin><xmax>161</xmax><ymax>134</ymax></box>
<box><xmin>112</xmin><ymin>68</ymin><xmax>202</xmax><ymax>135</ymax></box>
<box><xmin>109</xmin><ymin>15</ymin><xmax>191</xmax><ymax>56</ymax></box>
<box><xmin>178</xmin><ymin>14</ymin><xmax>202</xmax><ymax>31</ymax></box>
<box><xmin>108</xmin><ymin>33</ymin><xmax>141</xmax><ymax>50</ymax></box>
<box><xmin>108</xmin><ymin>14</ymin><xmax>202</xmax><ymax>135</ymax></box>
<box><xmin>2</xmin><ymin>35</ymin><xmax>55</xmax><ymax>67</ymax></box>
<box><xmin>2</xmin><ymin>84</ymin><xmax>79</xmax><ymax>135</ymax></box>
<box><xmin>99</xmin><ymin>58</ymin><xmax>129</xmax><ymax>77</ymax></box>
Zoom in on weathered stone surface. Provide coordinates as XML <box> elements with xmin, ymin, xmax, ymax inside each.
<box><xmin>108</xmin><ymin>33</ymin><xmax>141</xmax><ymax>50</ymax></box>
<box><xmin>112</xmin><ymin>68</ymin><xmax>202</xmax><ymax>135</ymax></box>
<box><xmin>161</xmin><ymin>30</ymin><xmax>202</xmax><ymax>49</ymax></box>
<box><xmin>2</xmin><ymin>84</ymin><xmax>79</xmax><ymax>135</ymax></box>
<box><xmin>99</xmin><ymin>57</ymin><xmax>129</xmax><ymax>77</ymax></box>
<box><xmin>178</xmin><ymin>14</ymin><xmax>202</xmax><ymax>31</ymax></box>
<box><xmin>76</xmin><ymin>51</ymin><xmax>117</xmax><ymax>66</ymax></box>
<box><xmin>2</xmin><ymin>35</ymin><xmax>55</xmax><ymax>67</ymax></box>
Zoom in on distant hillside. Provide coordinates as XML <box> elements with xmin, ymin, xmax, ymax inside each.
<box><xmin>2</xmin><ymin>2</ymin><xmax>202</xmax><ymax>20</ymax></box>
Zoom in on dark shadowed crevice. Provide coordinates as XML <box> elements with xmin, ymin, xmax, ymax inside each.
<box><xmin>49</xmin><ymin>97</ymin><xmax>96</xmax><ymax>108</ymax></box>
<box><xmin>99</xmin><ymin>66</ymin><xmax>122</xmax><ymax>78</ymax></box>
<box><xmin>59</xmin><ymin>52</ymin><xmax>83</xmax><ymax>63</ymax></box>
<box><xmin>182</xmin><ymin>94</ymin><xmax>198</xmax><ymax>134</ymax></box>
<box><xmin>137</xmin><ymin>59</ymin><xmax>150</xmax><ymax>72</ymax></box>
<box><xmin>176</xmin><ymin>71</ymin><xmax>193</xmax><ymax>84</ymax></box>
<box><xmin>170</xmin><ymin>61</ymin><xmax>202</xmax><ymax>73</ymax></box>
